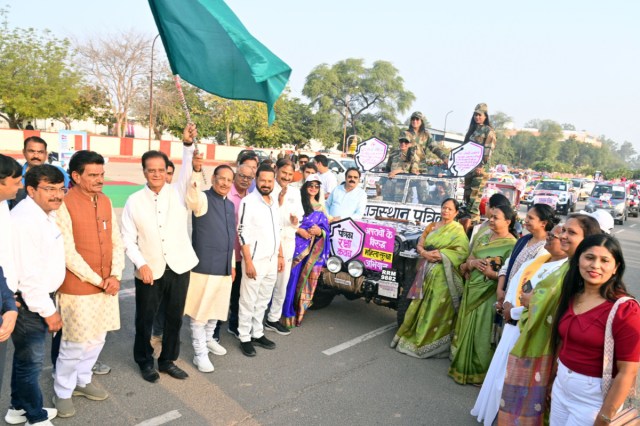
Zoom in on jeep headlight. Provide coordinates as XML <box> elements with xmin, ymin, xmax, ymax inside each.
<box><xmin>614</xmin><ymin>203</ymin><xmax>624</xmax><ymax>212</ymax></box>
<box><xmin>326</xmin><ymin>256</ymin><xmax>342</xmax><ymax>273</ymax></box>
<box><xmin>347</xmin><ymin>260</ymin><xmax>364</xmax><ymax>278</ymax></box>
<box><xmin>558</xmin><ymin>194</ymin><xmax>567</xmax><ymax>203</ymax></box>
<box><xmin>585</xmin><ymin>204</ymin><xmax>596</xmax><ymax>213</ymax></box>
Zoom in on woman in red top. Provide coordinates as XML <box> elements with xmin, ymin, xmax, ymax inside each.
<box><xmin>551</xmin><ymin>234</ymin><xmax>640</xmax><ymax>425</ymax></box>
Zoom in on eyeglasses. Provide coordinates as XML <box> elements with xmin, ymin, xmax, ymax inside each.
<box><xmin>399</xmin><ymin>141</ymin><xmax>411</xmax><ymax>145</ymax></box>
<box><xmin>411</xmin><ymin>118</ymin><xmax>421</xmax><ymax>121</ymax></box>
<box><xmin>37</xmin><ymin>186</ymin><xmax>67</xmax><ymax>195</ymax></box>
<box><xmin>546</xmin><ymin>233</ymin><xmax>560</xmax><ymax>240</ymax></box>
<box><xmin>308</xmin><ymin>183</ymin><xmax>320</xmax><ymax>189</ymax></box>
<box><xmin>237</xmin><ymin>173</ymin><xmax>254</xmax><ymax>181</ymax></box>
<box><xmin>346</xmin><ymin>175</ymin><xmax>359</xmax><ymax>180</ymax></box>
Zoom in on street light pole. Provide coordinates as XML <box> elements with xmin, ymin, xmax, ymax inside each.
<box><xmin>443</xmin><ymin>110</ymin><xmax>453</xmax><ymax>143</ymax></box>
<box><xmin>148</xmin><ymin>34</ymin><xmax>160</xmax><ymax>151</ymax></box>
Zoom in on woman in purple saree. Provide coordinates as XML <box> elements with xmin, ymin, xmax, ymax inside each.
<box><xmin>281</xmin><ymin>174</ymin><xmax>330</xmax><ymax>328</ymax></box>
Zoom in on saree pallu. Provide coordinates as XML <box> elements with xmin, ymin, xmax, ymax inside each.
<box><xmin>448</xmin><ymin>232</ymin><xmax>515</xmax><ymax>385</ymax></box>
<box><xmin>395</xmin><ymin>221</ymin><xmax>469</xmax><ymax>358</ymax></box>
<box><xmin>281</xmin><ymin>211</ymin><xmax>330</xmax><ymax>328</ymax></box>
<box><xmin>497</xmin><ymin>263</ymin><xmax>569</xmax><ymax>426</ymax></box>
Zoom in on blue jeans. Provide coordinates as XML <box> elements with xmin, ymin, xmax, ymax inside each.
<box><xmin>10</xmin><ymin>306</ymin><xmax>48</xmax><ymax>424</ymax></box>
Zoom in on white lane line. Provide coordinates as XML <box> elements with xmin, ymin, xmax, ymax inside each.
<box><xmin>119</xmin><ymin>288</ymin><xmax>136</xmax><ymax>298</ymax></box>
<box><xmin>135</xmin><ymin>410</ymin><xmax>182</xmax><ymax>426</ymax></box>
<box><xmin>615</xmin><ymin>229</ymin><xmax>625</xmax><ymax>234</ymax></box>
<box><xmin>631</xmin><ymin>224</ymin><xmax>637</xmax><ymax>228</ymax></box>
<box><xmin>322</xmin><ymin>322</ymin><xmax>396</xmax><ymax>356</ymax></box>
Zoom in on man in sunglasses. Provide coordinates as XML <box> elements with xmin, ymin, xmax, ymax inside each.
<box><xmin>385</xmin><ymin>135</ymin><xmax>419</xmax><ymax>178</ymax></box>
<box><xmin>326</xmin><ymin>167</ymin><xmax>367</xmax><ymax>221</ymax></box>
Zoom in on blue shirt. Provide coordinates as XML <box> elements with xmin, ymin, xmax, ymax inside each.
<box><xmin>326</xmin><ymin>184</ymin><xmax>367</xmax><ymax>220</ymax></box>
<box><xmin>0</xmin><ymin>266</ymin><xmax>18</xmax><ymax>326</ymax></box>
<box><xmin>22</xmin><ymin>163</ymin><xmax>70</xmax><ymax>187</ymax></box>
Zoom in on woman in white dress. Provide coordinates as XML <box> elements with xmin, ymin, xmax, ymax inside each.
<box><xmin>470</xmin><ymin>225</ymin><xmax>568</xmax><ymax>425</ymax></box>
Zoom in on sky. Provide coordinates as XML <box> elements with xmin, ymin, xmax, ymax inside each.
<box><xmin>7</xmin><ymin>0</ymin><xmax>640</xmax><ymax>150</ymax></box>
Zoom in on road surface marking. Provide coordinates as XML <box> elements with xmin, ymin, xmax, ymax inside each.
<box><xmin>119</xmin><ymin>288</ymin><xmax>136</xmax><ymax>298</ymax></box>
<box><xmin>615</xmin><ymin>229</ymin><xmax>625</xmax><ymax>235</ymax></box>
<box><xmin>631</xmin><ymin>224</ymin><xmax>637</xmax><ymax>228</ymax></box>
<box><xmin>136</xmin><ymin>410</ymin><xmax>182</xmax><ymax>426</ymax></box>
<box><xmin>322</xmin><ymin>322</ymin><xmax>396</xmax><ymax>356</ymax></box>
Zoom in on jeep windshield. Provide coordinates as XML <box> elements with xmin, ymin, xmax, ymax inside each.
<box><xmin>536</xmin><ymin>181</ymin><xmax>566</xmax><ymax>191</ymax></box>
<box><xmin>369</xmin><ymin>174</ymin><xmax>456</xmax><ymax>205</ymax></box>
<box><xmin>591</xmin><ymin>185</ymin><xmax>625</xmax><ymax>199</ymax></box>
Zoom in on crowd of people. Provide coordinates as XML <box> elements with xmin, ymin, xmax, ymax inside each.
<box><xmin>0</xmin><ymin>102</ymin><xmax>638</xmax><ymax>426</ymax></box>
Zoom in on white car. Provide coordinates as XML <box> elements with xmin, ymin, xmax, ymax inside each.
<box><xmin>325</xmin><ymin>156</ymin><xmax>357</xmax><ymax>184</ymax></box>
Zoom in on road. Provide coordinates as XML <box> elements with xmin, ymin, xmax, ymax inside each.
<box><xmin>1</xmin><ymin>202</ymin><xmax>638</xmax><ymax>425</ymax></box>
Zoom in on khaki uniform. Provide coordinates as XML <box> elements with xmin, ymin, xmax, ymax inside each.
<box><xmin>463</xmin><ymin>125</ymin><xmax>497</xmax><ymax>220</ymax></box>
<box><xmin>385</xmin><ymin>147</ymin><xmax>420</xmax><ymax>174</ymax></box>
<box><xmin>405</xmin><ymin>129</ymin><xmax>449</xmax><ymax>172</ymax></box>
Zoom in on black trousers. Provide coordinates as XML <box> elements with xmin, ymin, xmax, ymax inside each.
<box><xmin>212</xmin><ymin>260</ymin><xmax>242</xmax><ymax>338</ymax></box>
<box><xmin>133</xmin><ymin>267</ymin><xmax>189</xmax><ymax>370</ymax></box>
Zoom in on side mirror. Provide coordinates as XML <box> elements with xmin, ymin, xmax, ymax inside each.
<box><xmin>330</xmin><ymin>166</ymin><xmax>340</xmax><ymax>173</ymax></box>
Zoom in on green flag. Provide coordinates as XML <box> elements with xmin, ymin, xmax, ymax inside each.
<box><xmin>148</xmin><ymin>0</ymin><xmax>291</xmax><ymax>124</ymax></box>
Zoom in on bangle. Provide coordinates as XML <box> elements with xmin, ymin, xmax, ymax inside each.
<box><xmin>599</xmin><ymin>413</ymin><xmax>612</xmax><ymax>424</ymax></box>
<box><xmin>278</xmin><ymin>255</ymin><xmax>284</xmax><ymax>258</ymax></box>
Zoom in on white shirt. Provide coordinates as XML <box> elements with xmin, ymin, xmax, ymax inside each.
<box><xmin>319</xmin><ymin>170</ymin><xmax>338</xmax><ymax>195</ymax></box>
<box><xmin>11</xmin><ymin>196</ymin><xmax>66</xmax><ymax>317</ymax></box>
<box><xmin>0</xmin><ymin>200</ymin><xmax>17</xmax><ymax>291</ymax></box>
<box><xmin>237</xmin><ymin>190</ymin><xmax>281</xmax><ymax>262</ymax></box>
<box><xmin>273</xmin><ymin>182</ymin><xmax>303</xmax><ymax>240</ymax></box>
<box><xmin>121</xmin><ymin>145</ymin><xmax>199</xmax><ymax>279</ymax></box>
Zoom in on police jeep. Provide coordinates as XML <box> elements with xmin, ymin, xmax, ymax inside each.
<box><xmin>311</xmin><ymin>172</ymin><xmax>460</xmax><ymax>325</ymax></box>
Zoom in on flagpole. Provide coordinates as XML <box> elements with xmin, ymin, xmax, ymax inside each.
<box><xmin>173</xmin><ymin>75</ymin><xmax>199</xmax><ymax>151</ymax></box>
<box><xmin>173</xmin><ymin>75</ymin><xmax>205</xmax><ymax>184</ymax></box>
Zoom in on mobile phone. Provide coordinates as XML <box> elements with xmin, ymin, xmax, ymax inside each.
<box><xmin>522</xmin><ymin>280</ymin><xmax>533</xmax><ymax>294</ymax></box>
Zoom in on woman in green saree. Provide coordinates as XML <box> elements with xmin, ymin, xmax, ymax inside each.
<box><xmin>497</xmin><ymin>213</ymin><xmax>602</xmax><ymax>425</ymax></box>
<box><xmin>391</xmin><ymin>198</ymin><xmax>469</xmax><ymax>358</ymax></box>
<box><xmin>449</xmin><ymin>204</ymin><xmax>517</xmax><ymax>385</ymax></box>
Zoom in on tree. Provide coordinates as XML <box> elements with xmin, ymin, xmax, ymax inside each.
<box><xmin>0</xmin><ymin>14</ymin><xmax>83</xmax><ymax>128</ymax></box>
<box><xmin>55</xmin><ymin>84</ymin><xmax>110</xmax><ymax>130</ymax></box>
<box><xmin>76</xmin><ymin>31</ymin><xmax>150</xmax><ymax>137</ymax></box>
<box><xmin>302</xmin><ymin>58</ymin><xmax>415</xmax><ymax>145</ymax></box>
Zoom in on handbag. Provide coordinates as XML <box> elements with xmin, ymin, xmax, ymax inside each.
<box><xmin>602</xmin><ymin>297</ymin><xmax>640</xmax><ymax>425</ymax></box>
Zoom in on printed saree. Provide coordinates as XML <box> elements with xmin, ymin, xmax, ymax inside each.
<box><xmin>497</xmin><ymin>262</ymin><xmax>569</xmax><ymax>425</ymax></box>
<box><xmin>448</xmin><ymin>231</ymin><xmax>515</xmax><ymax>384</ymax></box>
<box><xmin>281</xmin><ymin>210</ymin><xmax>330</xmax><ymax>328</ymax></box>
<box><xmin>394</xmin><ymin>221</ymin><xmax>469</xmax><ymax>358</ymax></box>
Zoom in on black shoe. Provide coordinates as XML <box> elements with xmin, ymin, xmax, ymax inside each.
<box><xmin>240</xmin><ymin>341</ymin><xmax>256</xmax><ymax>357</ymax></box>
<box><xmin>159</xmin><ymin>363</ymin><xmax>189</xmax><ymax>380</ymax></box>
<box><xmin>264</xmin><ymin>320</ymin><xmax>291</xmax><ymax>336</ymax></box>
<box><xmin>140</xmin><ymin>366</ymin><xmax>159</xmax><ymax>383</ymax></box>
<box><xmin>252</xmin><ymin>335</ymin><xmax>276</xmax><ymax>350</ymax></box>
<box><xmin>227</xmin><ymin>326</ymin><xmax>239</xmax><ymax>339</ymax></box>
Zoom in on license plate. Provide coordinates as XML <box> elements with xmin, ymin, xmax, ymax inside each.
<box><xmin>537</xmin><ymin>197</ymin><xmax>556</xmax><ymax>206</ymax></box>
<box><xmin>378</xmin><ymin>281</ymin><xmax>398</xmax><ymax>298</ymax></box>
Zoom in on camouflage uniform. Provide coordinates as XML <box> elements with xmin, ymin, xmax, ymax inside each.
<box><xmin>385</xmin><ymin>147</ymin><xmax>420</xmax><ymax>174</ymax></box>
<box><xmin>464</xmin><ymin>124</ymin><xmax>497</xmax><ymax>221</ymax></box>
<box><xmin>405</xmin><ymin>129</ymin><xmax>449</xmax><ymax>173</ymax></box>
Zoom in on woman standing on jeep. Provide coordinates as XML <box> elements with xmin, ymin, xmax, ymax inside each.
<box><xmin>391</xmin><ymin>198</ymin><xmax>469</xmax><ymax>358</ymax></box>
<box><xmin>404</xmin><ymin>111</ymin><xmax>449</xmax><ymax>172</ymax></box>
<box><xmin>280</xmin><ymin>174</ymin><xmax>331</xmax><ymax>328</ymax></box>
<box><xmin>448</xmin><ymin>204</ymin><xmax>517</xmax><ymax>385</ymax></box>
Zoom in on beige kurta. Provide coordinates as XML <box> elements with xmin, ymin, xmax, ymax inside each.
<box><xmin>184</xmin><ymin>272</ymin><xmax>232</xmax><ymax>323</ymax></box>
<box><xmin>57</xmin><ymin>292</ymin><xmax>120</xmax><ymax>342</ymax></box>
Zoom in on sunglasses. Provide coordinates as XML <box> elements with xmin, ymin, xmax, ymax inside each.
<box><xmin>546</xmin><ymin>233</ymin><xmax>560</xmax><ymax>240</ymax></box>
<box><xmin>411</xmin><ymin>117</ymin><xmax>421</xmax><ymax>121</ymax></box>
<box><xmin>399</xmin><ymin>141</ymin><xmax>411</xmax><ymax>145</ymax></box>
<box><xmin>308</xmin><ymin>183</ymin><xmax>320</xmax><ymax>189</ymax></box>
<box><xmin>474</xmin><ymin>112</ymin><xmax>484</xmax><ymax>117</ymax></box>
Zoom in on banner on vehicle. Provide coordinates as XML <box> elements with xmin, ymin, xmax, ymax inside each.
<box><xmin>329</xmin><ymin>218</ymin><xmax>396</xmax><ymax>272</ymax></box>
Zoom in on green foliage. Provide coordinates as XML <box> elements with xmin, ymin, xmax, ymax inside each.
<box><xmin>0</xmin><ymin>16</ymin><xmax>83</xmax><ymax>128</ymax></box>
<box><xmin>302</xmin><ymin>58</ymin><xmax>415</xmax><ymax>146</ymax></box>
